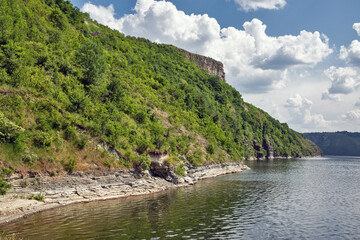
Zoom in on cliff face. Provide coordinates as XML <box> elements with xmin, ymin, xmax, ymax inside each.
<box><xmin>179</xmin><ymin>49</ymin><xmax>226</xmax><ymax>82</ymax></box>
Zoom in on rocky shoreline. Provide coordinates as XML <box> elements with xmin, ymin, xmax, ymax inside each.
<box><xmin>0</xmin><ymin>162</ymin><xmax>249</xmax><ymax>226</ymax></box>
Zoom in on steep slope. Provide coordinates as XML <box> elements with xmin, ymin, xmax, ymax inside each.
<box><xmin>304</xmin><ymin>132</ymin><xmax>360</xmax><ymax>156</ymax></box>
<box><xmin>0</xmin><ymin>0</ymin><xmax>321</xmax><ymax>188</ymax></box>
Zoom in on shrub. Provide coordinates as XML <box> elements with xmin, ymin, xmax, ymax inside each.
<box><xmin>0</xmin><ymin>168</ymin><xmax>14</xmax><ymax>195</ymax></box>
<box><xmin>29</xmin><ymin>192</ymin><xmax>45</xmax><ymax>202</ymax></box>
<box><xmin>33</xmin><ymin>131</ymin><xmax>53</xmax><ymax>147</ymax></box>
<box><xmin>22</xmin><ymin>152</ymin><xmax>39</xmax><ymax>166</ymax></box>
<box><xmin>63</xmin><ymin>157</ymin><xmax>76</xmax><ymax>173</ymax></box>
<box><xmin>76</xmin><ymin>134</ymin><xmax>88</xmax><ymax>149</ymax></box>
<box><xmin>206</xmin><ymin>143</ymin><xmax>216</xmax><ymax>154</ymax></box>
<box><xmin>134</xmin><ymin>111</ymin><xmax>148</xmax><ymax>124</ymax></box>
<box><xmin>0</xmin><ymin>113</ymin><xmax>25</xmax><ymax>143</ymax></box>
<box><xmin>136</xmin><ymin>137</ymin><xmax>151</xmax><ymax>154</ymax></box>
<box><xmin>135</xmin><ymin>154</ymin><xmax>151</xmax><ymax>171</ymax></box>
<box><xmin>76</xmin><ymin>41</ymin><xmax>106</xmax><ymax>86</ymax></box>
<box><xmin>187</xmin><ymin>150</ymin><xmax>203</xmax><ymax>166</ymax></box>
<box><xmin>0</xmin><ymin>179</ymin><xmax>12</xmax><ymax>195</ymax></box>
<box><xmin>175</xmin><ymin>164</ymin><xmax>186</xmax><ymax>177</ymax></box>
<box><xmin>64</xmin><ymin>125</ymin><xmax>77</xmax><ymax>141</ymax></box>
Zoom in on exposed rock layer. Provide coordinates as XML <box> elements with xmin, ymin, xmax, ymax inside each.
<box><xmin>179</xmin><ymin>49</ymin><xmax>226</xmax><ymax>82</ymax></box>
<box><xmin>0</xmin><ymin>162</ymin><xmax>249</xmax><ymax>226</ymax></box>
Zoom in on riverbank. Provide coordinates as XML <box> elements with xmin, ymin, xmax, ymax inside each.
<box><xmin>0</xmin><ymin>162</ymin><xmax>249</xmax><ymax>226</ymax></box>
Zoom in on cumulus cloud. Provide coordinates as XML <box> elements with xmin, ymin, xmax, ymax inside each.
<box><xmin>353</xmin><ymin>23</ymin><xmax>360</xmax><ymax>36</ymax></box>
<box><xmin>355</xmin><ymin>98</ymin><xmax>360</xmax><ymax>107</ymax></box>
<box><xmin>233</xmin><ymin>0</ymin><xmax>286</xmax><ymax>11</ymax></box>
<box><xmin>340</xmin><ymin>40</ymin><xmax>360</xmax><ymax>65</ymax></box>
<box><xmin>285</xmin><ymin>94</ymin><xmax>329</xmax><ymax>127</ymax></box>
<box><xmin>321</xmin><ymin>91</ymin><xmax>342</xmax><ymax>102</ymax></box>
<box><xmin>81</xmin><ymin>4</ymin><xmax>121</xmax><ymax>29</ymax></box>
<box><xmin>342</xmin><ymin>109</ymin><xmax>360</xmax><ymax>121</ymax></box>
<box><xmin>323</xmin><ymin>66</ymin><xmax>360</xmax><ymax>96</ymax></box>
<box><xmin>82</xmin><ymin>0</ymin><xmax>333</xmax><ymax>93</ymax></box>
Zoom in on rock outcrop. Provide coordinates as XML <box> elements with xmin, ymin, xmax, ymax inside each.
<box><xmin>0</xmin><ymin>162</ymin><xmax>249</xmax><ymax>225</ymax></box>
<box><xmin>179</xmin><ymin>49</ymin><xmax>226</xmax><ymax>82</ymax></box>
<box><xmin>263</xmin><ymin>136</ymin><xmax>275</xmax><ymax>160</ymax></box>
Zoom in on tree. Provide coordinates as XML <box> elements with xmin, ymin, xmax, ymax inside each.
<box><xmin>76</xmin><ymin>41</ymin><xmax>106</xmax><ymax>86</ymax></box>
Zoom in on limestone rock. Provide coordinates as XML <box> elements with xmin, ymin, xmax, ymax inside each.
<box><xmin>179</xmin><ymin>49</ymin><xmax>226</xmax><ymax>82</ymax></box>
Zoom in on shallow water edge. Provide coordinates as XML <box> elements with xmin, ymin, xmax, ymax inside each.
<box><xmin>0</xmin><ymin>162</ymin><xmax>249</xmax><ymax>226</ymax></box>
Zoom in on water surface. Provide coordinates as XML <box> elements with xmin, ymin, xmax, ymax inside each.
<box><xmin>3</xmin><ymin>156</ymin><xmax>360</xmax><ymax>239</ymax></box>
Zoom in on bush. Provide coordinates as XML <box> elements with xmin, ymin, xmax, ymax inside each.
<box><xmin>135</xmin><ymin>154</ymin><xmax>151</xmax><ymax>171</ymax></box>
<box><xmin>175</xmin><ymin>164</ymin><xmax>186</xmax><ymax>177</ymax></box>
<box><xmin>0</xmin><ymin>113</ymin><xmax>25</xmax><ymax>143</ymax></box>
<box><xmin>63</xmin><ymin>157</ymin><xmax>76</xmax><ymax>173</ymax></box>
<box><xmin>187</xmin><ymin>150</ymin><xmax>203</xmax><ymax>166</ymax></box>
<box><xmin>76</xmin><ymin>134</ymin><xmax>88</xmax><ymax>149</ymax></box>
<box><xmin>33</xmin><ymin>131</ymin><xmax>53</xmax><ymax>147</ymax></box>
<box><xmin>136</xmin><ymin>137</ymin><xmax>151</xmax><ymax>154</ymax></box>
<box><xmin>76</xmin><ymin>41</ymin><xmax>106</xmax><ymax>86</ymax></box>
<box><xmin>28</xmin><ymin>192</ymin><xmax>45</xmax><ymax>202</ymax></box>
<box><xmin>64</xmin><ymin>125</ymin><xmax>77</xmax><ymax>141</ymax></box>
<box><xmin>206</xmin><ymin>143</ymin><xmax>216</xmax><ymax>154</ymax></box>
<box><xmin>0</xmin><ymin>168</ymin><xmax>14</xmax><ymax>195</ymax></box>
<box><xmin>22</xmin><ymin>152</ymin><xmax>39</xmax><ymax>166</ymax></box>
<box><xmin>0</xmin><ymin>179</ymin><xmax>12</xmax><ymax>195</ymax></box>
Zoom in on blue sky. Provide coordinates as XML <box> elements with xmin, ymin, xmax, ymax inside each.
<box><xmin>69</xmin><ymin>0</ymin><xmax>360</xmax><ymax>132</ymax></box>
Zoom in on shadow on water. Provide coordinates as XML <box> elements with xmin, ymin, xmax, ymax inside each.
<box><xmin>3</xmin><ymin>157</ymin><xmax>360</xmax><ymax>239</ymax></box>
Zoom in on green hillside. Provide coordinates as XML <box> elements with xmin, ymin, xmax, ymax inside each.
<box><xmin>304</xmin><ymin>132</ymin><xmax>360</xmax><ymax>156</ymax></box>
<box><xmin>0</xmin><ymin>0</ymin><xmax>321</xmax><ymax>187</ymax></box>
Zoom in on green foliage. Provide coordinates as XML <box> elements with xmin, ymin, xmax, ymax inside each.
<box><xmin>76</xmin><ymin>40</ymin><xmax>106</xmax><ymax>86</ymax></box>
<box><xmin>135</xmin><ymin>154</ymin><xmax>151</xmax><ymax>171</ymax></box>
<box><xmin>0</xmin><ymin>179</ymin><xmax>12</xmax><ymax>195</ymax></box>
<box><xmin>63</xmin><ymin>157</ymin><xmax>76</xmax><ymax>173</ymax></box>
<box><xmin>0</xmin><ymin>112</ymin><xmax>24</xmax><ymax>143</ymax></box>
<box><xmin>28</xmin><ymin>192</ymin><xmax>45</xmax><ymax>202</ymax></box>
<box><xmin>0</xmin><ymin>168</ymin><xmax>13</xmax><ymax>195</ymax></box>
<box><xmin>187</xmin><ymin>150</ymin><xmax>204</xmax><ymax>166</ymax></box>
<box><xmin>0</xmin><ymin>0</ymin><xmax>321</xmax><ymax>176</ymax></box>
<box><xmin>206</xmin><ymin>143</ymin><xmax>216</xmax><ymax>155</ymax></box>
<box><xmin>175</xmin><ymin>164</ymin><xmax>186</xmax><ymax>177</ymax></box>
<box><xmin>22</xmin><ymin>152</ymin><xmax>39</xmax><ymax>166</ymax></box>
<box><xmin>33</xmin><ymin>131</ymin><xmax>53</xmax><ymax>147</ymax></box>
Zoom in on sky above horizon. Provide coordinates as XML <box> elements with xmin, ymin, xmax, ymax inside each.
<box><xmin>69</xmin><ymin>0</ymin><xmax>360</xmax><ymax>133</ymax></box>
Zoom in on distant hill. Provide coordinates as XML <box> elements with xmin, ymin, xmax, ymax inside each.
<box><xmin>304</xmin><ymin>132</ymin><xmax>360</xmax><ymax>156</ymax></box>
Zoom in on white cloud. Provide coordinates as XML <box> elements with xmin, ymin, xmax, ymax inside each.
<box><xmin>321</xmin><ymin>91</ymin><xmax>342</xmax><ymax>102</ymax></box>
<box><xmin>285</xmin><ymin>94</ymin><xmax>312</xmax><ymax>109</ymax></box>
<box><xmin>340</xmin><ymin>40</ymin><xmax>360</xmax><ymax>66</ymax></box>
<box><xmin>233</xmin><ymin>0</ymin><xmax>286</xmax><ymax>11</ymax></box>
<box><xmin>353</xmin><ymin>23</ymin><xmax>360</xmax><ymax>36</ymax></box>
<box><xmin>324</xmin><ymin>66</ymin><xmax>360</xmax><ymax>95</ymax></box>
<box><xmin>355</xmin><ymin>98</ymin><xmax>360</xmax><ymax>107</ymax></box>
<box><xmin>285</xmin><ymin>94</ymin><xmax>329</xmax><ymax>127</ymax></box>
<box><xmin>81</xmin><ymin>4</ymin><xmax>121</xmax><ymax>29</ymax></box>
<box><xmin>82</xmin><ymin>0</ymin><xmax>333</xmax><ymax>93</ymax></box>
<box><xmin>342</xmin><ymin>109</ymin><xmax>360</xmax><ymax>121</ymax></box>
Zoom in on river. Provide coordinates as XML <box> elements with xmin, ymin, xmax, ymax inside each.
<box><xmin>3</xmin><ymin>156</ymin><xmax>360</xmax><ymax>239</ymax></box>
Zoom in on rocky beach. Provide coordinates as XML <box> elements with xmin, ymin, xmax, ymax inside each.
<box><xmin>0</xmin><ymin>162</ymin><xmax>249</xmax><ymax>226</ymax></box>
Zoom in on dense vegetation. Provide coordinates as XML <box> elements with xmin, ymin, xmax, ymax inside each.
<box><xmin>304</xmin><ymin>132</ymin><xmax>360</xmax><ymax>156</ymax></box>
<box><xmin>0</xmin><ymin>0</ymin><xmax>321</xmax><ymax>189</ymax></box>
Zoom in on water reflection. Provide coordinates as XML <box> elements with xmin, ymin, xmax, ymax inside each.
<box><xmin>3</xmin><ymin>157</ymin><xmax>360</xmax><ymax>239</ymax></box>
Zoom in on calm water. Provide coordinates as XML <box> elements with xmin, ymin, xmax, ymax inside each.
<box><xmin>3</xmin><ymin>156</ymin><xmax>360</xmax><ymax>239</ymax></box>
